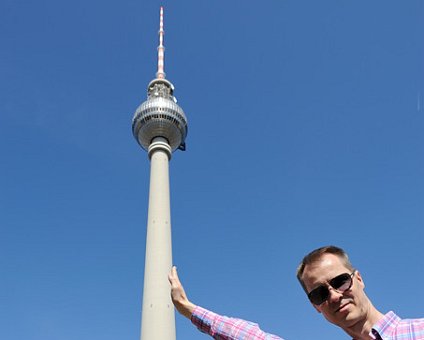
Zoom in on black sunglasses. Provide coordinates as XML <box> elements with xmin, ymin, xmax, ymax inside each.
<box><xmin>307</xmin><ymin>271</ymin><xmax>356</xmax><ymax>305</ymax></box>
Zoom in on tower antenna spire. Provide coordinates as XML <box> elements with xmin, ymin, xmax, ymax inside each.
<box><xmin>156</xmin><ymin>6</ymin><xmax>165</xmax><ymax>79</ymax></box>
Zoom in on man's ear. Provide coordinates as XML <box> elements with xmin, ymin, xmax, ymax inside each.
<box><xmin>355</xmin><ymin>270</ymin><xmax>365</xmax><ymax>289</ymax></box>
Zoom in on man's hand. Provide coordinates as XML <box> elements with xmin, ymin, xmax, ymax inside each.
<box><xmin>168</xmin><ymin>266</ymin><xmax>196</xmax><ymax>319</ymax></box>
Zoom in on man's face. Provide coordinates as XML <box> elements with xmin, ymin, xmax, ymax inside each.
<box><xmin>301</xmin><ymin>253</ymin><xmax>368</xmax><ymax>330</ymax></box>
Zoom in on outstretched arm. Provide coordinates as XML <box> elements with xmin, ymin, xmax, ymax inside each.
<box><xmin>168</xmin><ymin>266</ymin><xmax>283</xmax><ymax>339</ymax></box>
<box><xmin>168</xmin><ymin>266</ymin><xmax>196</xmax><ymax>319</ymax></box>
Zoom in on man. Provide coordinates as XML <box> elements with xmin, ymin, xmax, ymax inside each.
<box><xmin>168</xmin><ymin>245</ymin><xmax>424</xmax><ymax>339</ymax></box>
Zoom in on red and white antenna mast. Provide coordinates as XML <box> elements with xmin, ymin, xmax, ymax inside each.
<box><xmin>156</xmin><ymin>6</ymin><xmax>166</xmax><ymax>79</ymax></box>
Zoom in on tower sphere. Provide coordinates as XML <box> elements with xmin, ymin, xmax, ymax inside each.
<box><xmin>132</xmin><ymin>78</ymin><xmax>188</xmax><ymax>152</ymax></box>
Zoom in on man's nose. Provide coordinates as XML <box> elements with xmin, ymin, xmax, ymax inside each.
<box><xmin>327</xmin><ymin>286</ymin><xmax>343</xmax><ymax>303</ymax></box>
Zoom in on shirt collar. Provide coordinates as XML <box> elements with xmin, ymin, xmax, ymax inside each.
<box><xmin>369</xmin><ymin>311</ymin><xmax>400</xmax><ymax>339</ymax></box>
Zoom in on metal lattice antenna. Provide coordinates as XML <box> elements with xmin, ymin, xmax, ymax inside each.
<box><xmin>156</xmin><ymin>6</ymin><xmax>165</xmax><ymax>79</ymax></box>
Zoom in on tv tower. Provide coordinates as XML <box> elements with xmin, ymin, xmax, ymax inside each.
<box><xmin>132</xmin><ymin>6</ymin><xmax>188</xmax><ymax>340</ymax></box>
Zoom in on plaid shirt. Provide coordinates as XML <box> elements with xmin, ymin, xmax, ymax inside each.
<box><xmin>370</xmin><ymin>311</ymin><xmax>424</xmax><ymax>340</ymax></box>
<box><xmin>191</xmin><ymin>306</ymin><xmax>424</xmax><ymax>339</ymax></box>
<box><xmin>191</xmin><ymin>306</ymin><xmax>281</xmax><ymax>339</ymax></box>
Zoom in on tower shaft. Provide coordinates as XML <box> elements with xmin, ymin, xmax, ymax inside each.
<box><xmin>141</xmin><ymin>139</ymin><xmax>175</xmax><ymax>340</ymax></box>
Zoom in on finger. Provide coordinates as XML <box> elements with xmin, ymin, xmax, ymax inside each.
<box><xmin>168</xmin><ymin>266</ymin><xmax>180</xmax><ymax>285</ymax></box>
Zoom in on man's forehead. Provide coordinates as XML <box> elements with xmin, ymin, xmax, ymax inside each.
<box><xmin>302</xmin><ymin>254</ymin><xmax>350</xmax><ymax>286</ymax></box>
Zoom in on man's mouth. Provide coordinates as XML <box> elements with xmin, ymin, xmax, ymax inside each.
<box><xmin>335</xmin><ymin>302</ymin><xmax>351</xmax><ymax>313</ymax></box>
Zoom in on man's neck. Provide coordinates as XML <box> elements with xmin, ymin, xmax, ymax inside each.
<box><xmin>344</xmin><ymin>304</ymin><xmax>384</xmax><ymax>340</ymax></box>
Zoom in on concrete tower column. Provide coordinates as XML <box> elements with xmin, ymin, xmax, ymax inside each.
<box><xmin>140</xmin><ymin>138</ymin><xmax>175</xmax><ymax>340</ymax></box>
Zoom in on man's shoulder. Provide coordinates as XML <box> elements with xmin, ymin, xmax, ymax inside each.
<box><xmin>373</xmin><ymin>311</ymin><xmax>424</xmax><ymax>339</ymax></box>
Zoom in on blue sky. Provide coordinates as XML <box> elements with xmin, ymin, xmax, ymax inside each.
<box><xmin>1</xmin><ymin>1</ymin><xmax>423</xmax><ymax>339</ymax></box>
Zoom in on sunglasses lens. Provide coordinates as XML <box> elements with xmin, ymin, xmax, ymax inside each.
<box><xmin>308</xmin><ymin>285</ymin><xmax>328</xmax><ymax>305</ymax></box>
<box><xmin>330</xmin><ymin>273</ymin><xmax>352</xmax><ymax>291</ymax></box>
<box><xmin>307</xmin><ymin>272</ymin><xmax>354</xmax><ymax>305</ymax></box>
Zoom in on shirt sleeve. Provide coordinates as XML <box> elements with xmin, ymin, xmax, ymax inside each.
<box><xmin>191</xmin><ymin>306</ymin><xmax>283</xmax><ymax>340</ymax></box>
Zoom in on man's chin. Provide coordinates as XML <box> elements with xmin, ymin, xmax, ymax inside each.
<box><xmin>334</xmin><ymin>308</ymin><xmax>362</xmax><ymax>329</ymax></box>
<box><xmin>326</xmin><ymin>304</ymin><xmax>356</xmax><ymax>325</ymax></box>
